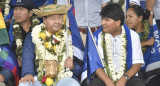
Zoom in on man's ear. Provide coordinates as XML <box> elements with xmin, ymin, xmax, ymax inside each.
<box><xmin>117</xmin><ymin>20</ymin><xmax>121</xmax><ymax>26</ymax></box>
<box><xmin>43</xmin><ymin>17</ymin><xmax>47</xmax><ymax>24</ymax></box>
<box><xmin>139</xmin><ymin>16</ymin><xmax>143</xmax><ymax>22</ymax></box>
<box><xmin>29</xmin><ymin>11</ymin><xmax>33</xmax><ymax>18</ymax></box>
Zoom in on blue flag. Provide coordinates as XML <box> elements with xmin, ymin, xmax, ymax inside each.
<box><xmin>145</xmin><ymin>24</ymin><xmax>160</xmax><ymax>78</ymax></box>
<box><xmin>126</xmin><ymin>0</ymin><xmax>130</xmax><ymax>11</ymax></box>
<box><xmin>68</xmin><ymin>8</ymin><xmax>84</xmax><ymax>60</ymax></box>
<box><xmin>84</xmin><ymin>27</ymin><xmax>104</xmax><ymax>81</ymax></box>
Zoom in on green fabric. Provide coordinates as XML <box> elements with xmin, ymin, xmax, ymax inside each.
<box><xmin>0</xmin><ymin>28</ymin><xmax>9</xmax><ymax>45</ymax></box>
<box><xmin>0</xmin><ymin>50</ymin><xmax>8</xmax><ymax>60</ymax></box>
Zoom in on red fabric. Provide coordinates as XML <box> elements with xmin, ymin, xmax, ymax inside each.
<box><xmin>12</xmin><ymin>67</ymin><xmax>20</xmax><ymax>86</ymax></box>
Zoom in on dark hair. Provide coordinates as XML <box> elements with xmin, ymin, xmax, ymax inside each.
<box><xmin>100</xmin><ymin>3</ymin><xmax>124</xmax><ymax>26</ymax></box>
<box><xmin>129</xmin><ymin>5</ymin><xmax>150</xmax><ymax>21</ymax></box>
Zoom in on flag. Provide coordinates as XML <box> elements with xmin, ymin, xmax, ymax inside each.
<box><xmin>84</xmin><ymin>27</ymin><xmax>104</xmax><ymax>81</ymax></box>
<box><xmin>0</xmin><ymin>45</ymin><xmax>20</xmax><ymax>86</ymax></box>
<box><xmin>66</xmin><ymin>2</ymin><xmax>85</xmax><ymax>83</ymax></box>
<box><xmin>145</xmin><ymin>22</ymin><xmax>160</xmax><ymax>78</ymax></box>
<box><xmin>126</xmin><ymin>0</ymin><xmax>130</xmax><ymax>11</ymax></box>
<box><xmin>0</xmin><ymin>8</ymin><xmax>9</xmax><ymax>45</ymax></box>
<box><xmin>81</xmin><ymin>27</ymin><xmax>103</xmax><ymax>83</ymax></box>
<box><xmin>70</xmin><ymin>0</ymin><xmax>75</xmax><ymax>16</ymax></box>
<box><xmin>68</xmin><ymin>5</ymin><xmax>84</xmax><ymax>61</ymax></box>
<box><xmin>0</xmin><ymin>8</ymin><xmax>19</xmax><ymax>86</ymax></box>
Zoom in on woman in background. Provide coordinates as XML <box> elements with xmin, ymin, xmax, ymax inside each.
<box><xmin>126</xmin><ymin>5</ymin><xmax>160</xmax><ymax>86</ymax></box>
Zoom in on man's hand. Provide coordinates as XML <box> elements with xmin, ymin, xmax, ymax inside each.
<box><xmin>0</xmin><ymin>74</ymin><xmax>5</xmax><ymax>82</ymax></box>
<box><xmin>64</xmin><ymin>56</ymin><xmax>74</xmax><ymax>70</ymax></box>
<box><xmin>19</xmin><ymin>75</ymin><xmax>35</xmax><ymax>85</ymax></box>
<box><xmin>106</xmin><ymin>82</ymin><xmax>115</xmax><ymax>86</ymax></box>
<box><xmin>116</xmin><ymin>76</ymin><xmax>127</xmax><ymax>86</ymax></box>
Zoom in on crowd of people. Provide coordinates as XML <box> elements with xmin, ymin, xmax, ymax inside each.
<box><xmin>0</xmin><ymin>0</ymin><xmax>160</xmax><ymax>86</ymax></box>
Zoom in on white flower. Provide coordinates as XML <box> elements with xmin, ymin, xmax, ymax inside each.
<box><xmin>16</xmin><ymin>39</ymin><xmax>22</xmax><ymax>47</ymax></box>
<box><xmin>6</xmin><ymin>0</ymin><xmax>10</xmax><ymax>3</ymax></box>
<box><xmin>104</xmin><ymin>26</ymin><xmax>127</xmax><ymax>83</ymax></box>
<box><xmin>13</xmin><ymin>25</ymin><xmax>20</xmax><ymax>28</ymax></box>
<box><xmin>117</xmin><ymin>74</ymin><xmax>122</xmax><ymax>79</ymax></box>
<box><xmin>52</xmin><ymin>40</ymin><xmax>55</xmax><ymax>44</ymax></box>
<box><xmin>112</xmin><ymin>75</ymin><xmax>117</xmax><ymax>81</ymax></box>
<box><xmin>4</xmin><ymin>0</ymin><xmax>10</xmax><ymax>17</ymax></box>
<box><xmin>32</xmin><ymin>23</ymin><xmax>73</xmax><ymax>81</ymax></box>
<box><xmin>32</xmin><ymin>18</ymin><xmax>40</xmax><ymax>23</ymax></box>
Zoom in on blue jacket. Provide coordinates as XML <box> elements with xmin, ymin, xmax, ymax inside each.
<box><xmin>22</xmin><ymin>33</ymin><xmax>82</xmax><ymax>81</ymax></box>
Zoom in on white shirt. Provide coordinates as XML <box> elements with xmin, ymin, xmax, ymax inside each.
<box><xmin>57</xmin><ymin>0</ymin><xmax>110</xmax><ymax>27</ymax></box>
<box><xmin>96</xmin><ymin>26</ymin><xmax>144</xmax><ymax>73</ymax></box>
<box><xmin>154</xmin><ymin>0</ymin><xmax>160</xmax><ymax>19</ymax></box>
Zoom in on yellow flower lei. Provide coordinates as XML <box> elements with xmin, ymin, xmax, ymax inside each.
<box><xmin>32</xmin><ymin>23</ymin><xmax>73</xmax><ymax>85</ymax></box>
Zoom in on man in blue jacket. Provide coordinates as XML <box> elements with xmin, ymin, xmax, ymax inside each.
<box><xmin>19</xmin><ymin>4</ymin><xmax>82</xmax><ymax>86</ymax></box>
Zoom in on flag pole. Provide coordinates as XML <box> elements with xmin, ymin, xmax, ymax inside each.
<box><xmin>65</xmin><ymin>0</ymin><xmax>70</xmax><ymax>71</ymax></box>
<box><xmin>88</xmin><ymin>27</ymin><xmax>107</xmax><ymax>73</ymax></box>
<box><xmin>65</xmin><ymin>0</ymin><xmax>70</xmax><ymax>57</ymax></box>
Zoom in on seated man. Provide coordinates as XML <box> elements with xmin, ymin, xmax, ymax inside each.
<box><xmin>7</xmin><ymin>0</ymin><xmax>38</xmax><ymax>68</ymax></box>
<box><xmin>19</xmin><ymin>4</ymin><xmax>82</xmax><ymax>86</ymax></box>
<box><xmin>88</xmin><ymin>3</ymin><xmax>146</xmax><ymax>86</ymax></box>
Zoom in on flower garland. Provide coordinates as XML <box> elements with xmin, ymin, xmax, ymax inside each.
<box><xmin>3</xmin><ymin>0</ymin><xmax>10</xmax><ymax>17</ymax></box>
<box><xmin>102</xmin><ymin>26</ymin><xmax>127</xmax><ymax>83</ymax></box>
<box><xmin>32</xmin><ymin>23</ymin><xmax>73</xmax><ymax>85</ymax></box>
<box><xmin>0</xmin><ymin>0</ymin><xmax>6</xmax><ymax>11</ymax></box>
<box><xmin>0</xmin><ymin>0</ymin><xmax>10</xmax><ymax>17</ymax></box>
<box><xmin>110</xmin><ymin>0</ymin><xmax>125</xmax><ymax>6</ymax></box>
<box><xmin>12</xmin><ymin>16</ymin><xmax>40</xmax><ymax>59</ymax></box>
<box><xmin>140</xmin><ymin>20</ymin><xmax>150</xmax><ymax>53</ymax></box>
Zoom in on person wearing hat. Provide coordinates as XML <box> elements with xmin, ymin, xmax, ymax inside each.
<box><xmin>19</xmin><ymin>4</ymin><xmax>82</xmax><ymax>86</ymax></box>
<box><xmin>7</xmin><ymin>0</ymin><xmax>39</xmax><ymax>69</ymax></box>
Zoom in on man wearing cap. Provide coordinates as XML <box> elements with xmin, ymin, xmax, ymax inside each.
<box><xmin>7</xmin><ymin>0</ymin><xmax>39</xmax><ymax>68</ymax></box>
<box><xmin>19</xmin><ymin>4</ymin><xmax>82</xmax><ymax>86</ymax></box>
